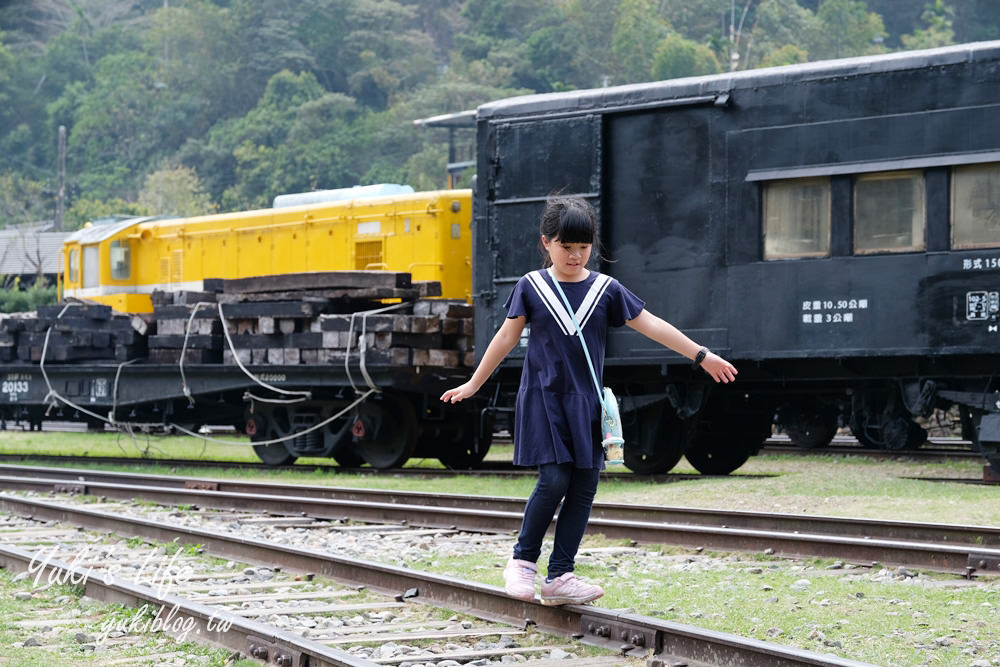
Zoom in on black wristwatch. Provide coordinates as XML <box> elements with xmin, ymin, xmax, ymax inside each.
<box><xmin>692</xmin><ymin>347</ymin><xmax>708</xmax><ymax>368</ymax></box>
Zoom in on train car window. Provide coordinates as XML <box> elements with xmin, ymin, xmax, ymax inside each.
<box><xmin>763</xmin><ymin>178</ymin><xmax>831</xmax><ymax>260</ymax></box>
<box><xmin>83</xmin><ymin>246</ymin><xmax>99</xmax><ymax>288</ymax></box>
<box><xmin>952</xmin><ymin>163</ymin><xmax>1000</xmax><ymax>249</ymax></box>
<box><xmin>109</xmin><ymin>240</ymin><xmax>131</xmax><ymax>280</ymax></box>
<box><xmin>68</xmin><ymin>249</ymin><xmax>79</xmax><ymax>283</ymax></box>
<box><xmin>853</xmin><ymin>171</ymin><xmax>925</xmax><ymax>254</ymax></box>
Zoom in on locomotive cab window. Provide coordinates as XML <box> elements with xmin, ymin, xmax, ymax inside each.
<box><xmin>853</xmin><ymin>171</ymin><xmax>925</xmax><ymax>254</ymax></box>
<box><xmin>83</xmin><ymin>245</ymin><xmax>99</xmax><ymax>288</ymax></box>
<box><xmin>952</xmin><ymin>162</ymin><xmax>1000</xmax><ymax>249</ymax></box>
<box><xmin>109</xmin><ymin>239</ymin><xmax>131</xmax><ymax>280</ymax></box>
<box><xmin>763</xmin><ymin>178</ymin><xmax>831</xmax><ymax>260</ymax></box>
<box><xmin>68</xmin><ymin>249</ymin><xmax>79</xmax><ymax>283</ymax></box>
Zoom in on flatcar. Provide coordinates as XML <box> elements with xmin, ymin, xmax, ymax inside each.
<box><xmin>473</xmin><ymin>41</ymin><xmax>1000</xmax><ymax>475</ymax></box>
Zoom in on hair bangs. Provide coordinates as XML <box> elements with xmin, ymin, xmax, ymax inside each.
<box><xmin>553</xmin><ymin>204</ymin><xmax>595</xmax><ymax>244</ymax></box>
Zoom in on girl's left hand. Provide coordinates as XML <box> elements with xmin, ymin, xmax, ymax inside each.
<box><xmin>702</xmin><ymin>352</ymin><xmax>738</xmax><ymax>383</ymax></box>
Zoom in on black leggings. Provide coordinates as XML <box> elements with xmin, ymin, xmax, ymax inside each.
<box><xmin>512</xmin><ymin>462</ymin><xmax>600</xmax><ymax>577</ymax></box>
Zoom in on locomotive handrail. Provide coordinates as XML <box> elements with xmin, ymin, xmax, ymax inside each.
<box><xmin>407</xmin><ymin>261</ymin><xmax>444</xmax><ymax>271</ymax></box>
<box><xmin>150</xmin><ymin>219</ymin><xmax>316</xmax><ymax>241</ymax></box>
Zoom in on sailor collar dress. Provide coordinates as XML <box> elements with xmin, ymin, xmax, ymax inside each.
<box><xmin>504</xmin><ymin>269</ymin><xmax>645</xmax><ymax>469</ymax></box>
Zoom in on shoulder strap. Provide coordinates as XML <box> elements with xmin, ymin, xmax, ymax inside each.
<box><xmin>545</xmin><ymin>269</ymin><xmax>607</xmax><ymax>407</ymax></box>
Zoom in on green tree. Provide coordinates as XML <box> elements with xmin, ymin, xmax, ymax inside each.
<box><xmin>864</xmin><ymin>0</ymin><xmax>925</xmax><ymax>47</ymax></box>
<box><xmin>758</xmin><ymin>43</ymin><xmax>809</xmax><ymax>67</ymax></box>
<box><xmin>454</xmin><ymin>0</ymin><xmax>568</xmax><ymax>90</ymax></box>
<box><xmin>952</xmin><ymin>0</ymin><xmax>1000</xmax><ymax>42</ymax></box>
<box><xmin>184</xmin><ymin>70</ymin><xmax>361</xmax><ymax>210</ymax></box>
<box><xmin>343</xmin><ymin>0</ymin><xmax>437</xmax><ymax>109</ymax></box>
<box><xmin>63</xmin><ymin>197</ymin><xmax>150</xmax><ymax>232</ymax></box>
<box><xmin>64</xmin><ymin>51</ymin><xmax>163</xmax><ymax>199</ymax></box>
<box><xmin>562</xmin><ymin>0</ymin><xmax>622</xmax><ymax>87</ymax></box>
<box><xmin>0</xmin><ymin>172</ymin><xmax>49</xmax><ymax>228</ymax></box>
<box><xmin>138</xmin><ymin>164</ymin><xmax>216</xmax><ymax>217</ymax></box>
<box><xmin>0</xmin><ymin>33</ymin><xmax>15</xmax><ymax>140</ymax></box>
<box><xmin>651</xmin><ymin>33</ymin><xmax>721</xmax><ymax>80</ymax></box>
<box><xmin>901</xmin><ymin>1</ymin><xmax>955</xmax><ymax>50</ymax></box>
<box><xmin>373</xmin><ymin>78</ymin><xmax>522</xmax><ymax>189</ymax></box>
<box><xmin>146</xmin><ymin>1</ymin><xmax>252</xmax><ymax>133</ymax></box>
<box><xmin>611</xmin><ymin>0</ymin><xmax>671</xmax><ymax>83</ymax></box>
<box><xmin>810</xmin><ymin>0</ymin><xmax>887</xmax><ymax>60</ymax></box>
<box><xmin>743</xmin><ymin>0</ymin><xmax>818</xmax><ymax>69</ymax></box>
<box><xmin>659</xmin><ymin>0</ymin><xmax>732</xmax><ymax>43</ymax></box>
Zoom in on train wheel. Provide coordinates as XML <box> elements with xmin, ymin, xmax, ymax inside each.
<box><xmin>323</xmin><ymin>412</ymin><xmax>364</xmax><ymax>467</ymax></box>
<box><xmin>684</xmin><ymin>436</ymin><xmax>752</xmax><ymax>475</ymax></box>
<box><xmin>685</xmin><ymin>410</ymin><xmax>772</xmax><ymax>475</ymax></box>
<box><xmin>882</xmin><ymin>417</ymin><xmax>927</xmax><ymax>451</ymax></box>
<box><xmin>354</xmin><ymin>396</ymin><xmax>417</xmax><ymax>469</ymax></box>
<box><xmin>252</xmin><ymin>442</ymin><xmax>297</xmax><ymax>466</ymax></box>
<box><xmin>246</xmin><ymin>412</ymin><xmax>298</xmax><ymax>466</ymax></box>
<box><xmin>850</xmin><ymin>412</ymin><xmax>926</xmax><ymax>450</ymax></box>
<box><xmin>332</xmin><ymin>448</ymin><xmax>365</xmax><ymax>468</ymax></box>
<box><xmin>778</xmin><ymin>401</ymin><xmax>837</xmax><ymax>449</ymax></box>
<box><xmin>622</xmin><ymin>404</ymin><xmax>686</xmax><ymax>474</ymax></box>
<box><xmin>848</xmin><ymin>414</ymin><xmax>879</xmax><ymax>448</ymax></box>
<box><xmin>435</xmin><ymin>410</ymin><xmax>494</xmax><ymax>469</ymax></box>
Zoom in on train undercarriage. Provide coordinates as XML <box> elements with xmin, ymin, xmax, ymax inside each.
<box><xmin>1</xmin><ymin>355</ymin><xmax>998</xmax><ymax>477</ymax></box>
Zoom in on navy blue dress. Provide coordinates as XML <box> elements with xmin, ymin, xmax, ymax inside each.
<box><xmin>504</xmin><ymin>269</ymin><xmax>645</xmax><ymax>469</ymax></box>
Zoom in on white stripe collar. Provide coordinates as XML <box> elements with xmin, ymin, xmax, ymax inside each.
<box><xmin>527</xmin><ymin>269</ymin><xmax>612</xmax><ymax>334</ymax></box>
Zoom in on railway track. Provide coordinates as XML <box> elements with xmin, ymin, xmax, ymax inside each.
<box><xmin>0</xmin><ymin>437</ymin><xmax>986</xmax><ymax>483</ymax></box>
<box><xmin>760</xmin><ymin>435</ymin><xmax>982</xmax><ymax>462</ymax></box>
<box><xmin>0</xmin><ymin>464</ymin><xmax>997</xmax><ymax>577</ymax></box>
<box><xmin>0</xmin><ymin>488</ymin><xmax>876</xmax><ymax>667</ymax></box>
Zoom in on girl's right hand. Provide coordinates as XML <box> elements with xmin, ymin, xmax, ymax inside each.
<box><xmin>441</xmin><ymin>382</ymin><xmax>478</xmax><ymax>403</ymax></box>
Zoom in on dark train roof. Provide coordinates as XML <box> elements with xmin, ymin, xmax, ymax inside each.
<box><xmin>477</xmin><ymin>41</ymin><xmax>1000</xmax><ymax>120</ymax></box>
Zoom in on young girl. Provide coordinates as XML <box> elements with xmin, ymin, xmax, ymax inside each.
<box><xmin>441</xmin><ymin>196</ymin><xmax>737</xmax><ymax>605</ymax></box>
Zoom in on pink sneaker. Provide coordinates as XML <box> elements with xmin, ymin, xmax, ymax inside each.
<box><xmin>540</xmin><ymin>572</ymin><xmax>604</xmax><ymax>606</ymax></box>
<box><xmin>503</xmin><ymin>558</ymin><xmax>537</xmax><ymax>601</ymax></box>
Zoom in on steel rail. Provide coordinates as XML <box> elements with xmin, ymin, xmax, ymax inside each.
<box><xmin>0</xmin><ymin>453</ymin><xmax>539</xmax><ymax>477</ymax></box>
<box><xmin>0</xmin><ymin>542</ymin><xmax>377</xmax><ymax>667</ymax></box>
<box><xmin>1</xmin><ymin>463</ymin><xmax>997</xmax><ymax>545</ymax></box>
<box><xmin>1</xmin><ymin>472</ymin><xmax>998</xmax><ymax>575</ymax></box>
<box><xmin>0</xmin><ymin>493</ymin><xmax>876</xmax><ymax>667</ymax></box>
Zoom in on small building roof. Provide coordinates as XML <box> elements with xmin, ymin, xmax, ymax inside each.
<box><xmin>0</xmin><ymin>229</ymin><xmax>69</xmax><ymax>275</ymax></box>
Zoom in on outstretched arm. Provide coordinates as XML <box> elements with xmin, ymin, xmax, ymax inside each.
<box><xmin>625</xmin><ymin>310</ymin><xmax>737</xmax><ymax>383</ymax></box>
<box><xmin>441</xmin><ymin>316</ymin><xmax>526</xmax><ymax>403</ymax></box>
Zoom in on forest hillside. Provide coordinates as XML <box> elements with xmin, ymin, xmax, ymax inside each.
<box><xmin>1</xmin><ymin>0</ymin><xmax>997</xmax><ymax>229</ymax></box>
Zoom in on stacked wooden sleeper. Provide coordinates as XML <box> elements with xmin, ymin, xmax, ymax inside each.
<box><xmin>149</xmin><ymin>271</ymin><xmax>473</xmax><ymax>368</ymax></box>
<box><xmin>0</xmin><ymin>272</ymin><xmax>474</xmax><ymax>369</ymax></box>
<box><xmin>0</xmin><ymin>304</ymin><xmax>146</xmax><ymax>363</ymax></box>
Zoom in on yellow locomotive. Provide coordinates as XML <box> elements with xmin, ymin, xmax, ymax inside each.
<box><xmin>61</xmin><ymin>187</ymin><xmax>473</xmax><ymax>312</ymax></box>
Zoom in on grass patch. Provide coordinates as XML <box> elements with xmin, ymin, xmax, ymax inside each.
<box><xmin>382</xmin><ymin>534</ymin><xmax>1000</xmax><ymax>667</ymax></box>
<box><xmin>0</xmin><ymin>567</ymin><xmax>235</xmax><ymax>666</ymax></box>
<box><xmin>2</xmin><ymin>430</ymin><xmax>998</xmax><ymax>526</ymax></box>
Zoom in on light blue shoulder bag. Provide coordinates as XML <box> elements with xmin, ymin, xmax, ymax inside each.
<box><xmin>546</xmin><ymin>269</ymin><xmax>625</xmax><ymax>464</ymax></box>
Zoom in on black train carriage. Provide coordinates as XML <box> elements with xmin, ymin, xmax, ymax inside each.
<box><xmin>473</xmin><ymin>42</ymin><xmax>1000</xmax><ymax>475</ymax></box>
